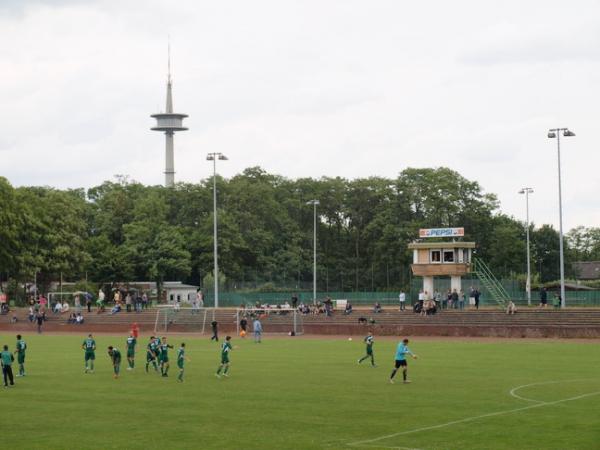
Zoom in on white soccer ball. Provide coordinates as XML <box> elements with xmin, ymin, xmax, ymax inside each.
<box><xmin>348</xmin><ymin>337</ymin><xmax>353</xmax><ymax>341</ymax></box>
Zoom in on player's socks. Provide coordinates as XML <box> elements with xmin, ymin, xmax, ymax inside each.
<box><xmin>178</xmin><ymin>370</ymin><xmax>183</xmax><ymax>381</ymax></box>
<box><xmin>216</xmin><ymin>366</ymin><xmax>222</xmax><ymax>375</ymax></box>
<box><xmin>223</xmin><ymin>366</ymin><xmax>229</xmax><ymax>376</ymax></box>
<box><xmin>403</xmin><ymin>370</ymin><xmax>407</xmax><ymax>381</ymax></box>
<box><xmin>145</xmin><ymin>362</ymin><xmax>149</xmax><ymax>372</ymax></box>
<box><xmin>390</xmin><ymin>369</ymin><xmax>397</xmax><ymax>379</ymax></box>
<box><xmin>90</xmin><ymin>361</ymin><xmax>94</xmax><ymax>371</ymax></box>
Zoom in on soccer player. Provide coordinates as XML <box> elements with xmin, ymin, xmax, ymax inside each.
<box><xmin>1</xmin><ymin>344</ymin><xmax>15</xmax><ymax>387</ymax></box>
<box><xmin>177</xmin><ymin>342</ymin><xmax>189</xmax><ymax>382</ymax></box>
<box><xmin>82</xmin><ymin>334</ymin><xmax>96</xmax><ymax>373</ymax></box>
<box><xmin>390</xmin><ymin>338</ymin><xmax>418</xmax><ymax>384</ymax></box>
<box><xmin>215</xmin><ymin>336</ymin><xmax>233</xmax><ymax>378</ymax></box>
<box><xmin>357</xmin><ymin>332</ymin><xmax>376</xmax><ymax>367</ymax></box>
<box><xmin>146</xmin><ymin>336</ymin><xmax>159</xmax><ymax>373</ymax></box>
<box><xmin>107</xmin><ymin>346</ymin><xmax>122</xmax><ymax>379</ymax></box>
<box><xmin>159</xmin><ymin>337</ymin><xmax>173</xmax><ymax>377</ymax></box>
<box><xmin>14</xmin><ymin>334</ymin><xmax>27</xmax><ymax>376</ymax></box>
<box><xmin>253</xmin><ymin>318</ymin><xmax>262</xmax><ymax>343</ymax></box>
<box><xmin>126</xmin><ymin>334</ymin><xmax>137</xmax><ymax>370</ymax></box>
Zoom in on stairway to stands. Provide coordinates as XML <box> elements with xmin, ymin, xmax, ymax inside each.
<box><xmin>472</xmin><ymin>257</ymin><xmax>511</xmax><ymax>308</ymax></box>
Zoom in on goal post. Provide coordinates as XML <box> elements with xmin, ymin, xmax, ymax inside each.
<box><xmin>235</xmin><ymin>307</ymin><xmax>304</xmax><ymax>336</ymax></box>
<box><xmin>153</xmin><ymin>306</ymin><xmax>209</xmax><ymax>334</ymax></box>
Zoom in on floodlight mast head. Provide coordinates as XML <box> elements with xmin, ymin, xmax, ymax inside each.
<box><xmin>518</xmin><ymin>187</ymin><xmax>534</xmax><ymax>195</ymax></box>
<box><xmin>548</xmin><ymin>128</ymin><xmax>575</xmax><ymax>139</ymax></box>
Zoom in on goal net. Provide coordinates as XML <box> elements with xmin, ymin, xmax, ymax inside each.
<box><xmin>236</xmin><ymin>307</ymin><xmax>304</xmax><ymax>336</ymax></box>
<box><xmin>154</xmin><ymin>306</ymin><xmax>210</xmax><ymax>334</ymax></box>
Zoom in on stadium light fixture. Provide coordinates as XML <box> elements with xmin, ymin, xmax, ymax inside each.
<box><xmin>518</xmin><ymin>188</ymin><xmax>534</xmax><ymax>306</ymax></box>
<box><xmin>207</xmin><ymin>152</ymin><xmax>228</xmax><ymax>308</ymax></box>
<box><xmin>547</xmin><ymin>128</ymin><xmax>575</xmax><ymax>308</ymax></box>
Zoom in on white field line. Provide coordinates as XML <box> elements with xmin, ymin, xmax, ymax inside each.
<box><xmin>347</xmin><ymin>380</ymin><xmax>600</xmax><ymax>449</ymax></box>
<box><xmin>508</xmin><ymin>378</ymin><xmax>591</xmax><ymax>403</ymax></box>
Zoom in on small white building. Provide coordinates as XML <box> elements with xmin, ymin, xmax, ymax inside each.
<box><xmin>163</xmin><ymin>282</ymin><xmax>199</xmax><ymax>305</ymax></box>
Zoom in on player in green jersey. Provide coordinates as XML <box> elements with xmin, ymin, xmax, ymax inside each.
<box><xmin>107</xmin><ymin>346</ymin><xmax>122</xmax><ymax>379</ymax></box>
<box><xmin>357</xmin><ymin>332</ymin><xmax>376</xmax><ymax>367</ymax></box>
<box><xmin>126</xmin><ymin>334</ymin><xmax>137</xmax><ymax>370</ymax></box>
<box><xmin>145</xmin><ymin>336</ymin><xmax>159</xmax><ymax>373</ymax></box>
<box><xmin>159</xmin><ymin>337</ymin><xmax>174</xmax><ymax>377</ymax></box>
<box><xmin>14</xmin><ymin>334</ymin><xmax>27</xmax><ymax>376</ymax></box>
<box><xmin>177</xmin><ymin>342</ymin><xmax>189</xmax><ymax>382</ymax></box>
<box><xmin>216</xmin><ymin>336</ymin><xmax>233</xmax><ymax>378</ymax></box>
<box><xmin>82</xmin><ymin>334</ymin><xmax>96</xmax><ymax>373</ymax></box>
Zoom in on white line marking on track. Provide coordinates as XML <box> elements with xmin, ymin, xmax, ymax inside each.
<box><xmin>347</xmin><ymin>380</ymin><xmax>600</xmax><ymax>449</ymax></box>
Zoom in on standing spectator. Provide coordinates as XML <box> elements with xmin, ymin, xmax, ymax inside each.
<box><xmin>253</xmin><ymin>318</ymin><xmax>263</xmax><ymax>343</ymax></box>
<box><xmin>459</xmin><ymin>290</ymin><xmax>465</xmax><ymax>310</ymax></box>
<box><xmin>28</xmin><ymin>306</ymin><xmax>35</xmax><ymax>322</ymax></box>
<box><xmin>344</xmin><ymin>302</ymin><xmax>353</xmax><ymax>315</ymax></box>
<box><xmin>473</xmin><ymin>288</ymin><xmax>481</xmax><ymax>310</ymax></box>
<box><xmin>506</xmin><ymin>301</ymin><xmax>517</xmax><ymax>315</ymax></box>
<box><xmin>97</xmin><ymin>289</ymin><xmax>105</xmax><ymax>312</ymax></box>
<box><xmin>84</xmin><ymin>292</ymin><xmax>93</xmax><ymax>313</ymax></box>
<box><xmin>135</xmin><ymin>293</ymin><xmax>142</xmax><ymax>312</ymax></box>
<box><xmin>142</xmin><ymin>292</ymin><xmax>148</xmax><ymax>310</ymax></box>
<box><xmin>125</xmin><ymin>293</ymin><xmax>132</xmax><ymax>313</ymax></box>
<box><xmin>74</xmin><ymin>295</ymin><xmax>81</xmax><ymax>313</ymax></box>
<box><xmin>418</xmin><ymin>290</ymin><xmax>425</xmax><ymax>304</ymax></box>
<box><xmin>210</xmin><ymin>320</ymin><xmax>219</xmax><ymax>342</ymax></box>
<box><xmin>373</xmin><ymin>302</ymin><xmax>382</xmax><ymax>313</ymax></box>
<box><xmin>451</xmin><ymin>289</ymin><xmax>459</xmax><ymax>309</ymax></box>
<box><xmin>539</xmin><ymin>287</ymin><xmax>548</xmax><ymax>308</ymax></box>
<box><xmin>291</xmin><ymin>294</ymin><xmax>298</xmax><ymax>309</ymax></box>
<box><xmin>399</xmin><ymin>291</ymin><xmax>406</xmax><ymax>311</ymax></box>
<box><xmin>197</xmin><ymin>289</ymin><xmax>204</xmax><ymax>308</ymax></box>
<box><xmin>239</xmin><ymin>317</ymin><xmax>248</xmax><ymax>336</ymax></box>
<box><xmin>1</xmin><ymin>345</ymin><xmax>15</xmax><ymax>387</ymax></box>
<box><xmin>553</xmin><ymin>293</ymin><xmax>562</xmax><ymax>309</ymax></box>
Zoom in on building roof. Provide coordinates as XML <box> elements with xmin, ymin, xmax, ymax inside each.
<box><xmin>573</xmin><ymin>261</ymin><xmax>600</xmax><ymax>280</ymax></box>
<box><xmin>408</xmin><ymin>241</ymin><xmax>476</xmax><ymax>250</ymax></box>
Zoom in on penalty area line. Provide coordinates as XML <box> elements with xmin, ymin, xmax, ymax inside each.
<box><xmin>346</xmin><ymin>389</ymin><xmax>600</xmax><ymax>448</ymax></box>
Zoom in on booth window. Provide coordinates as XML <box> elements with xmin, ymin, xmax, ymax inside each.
<box><xmin>443</xmin><ymin>250</ymin><xmax>455</xmax><ymax>263</ymax></box>
<box><xmin>430</xmin><ymin>250</ymin><xmax>441</xmax><ymax>263</ymax></box>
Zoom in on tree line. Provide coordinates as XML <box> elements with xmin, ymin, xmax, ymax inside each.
<box><xmin>1</xmin><ymin>167</ymin><xmax>597</xmax><ymax>299</ymax></box>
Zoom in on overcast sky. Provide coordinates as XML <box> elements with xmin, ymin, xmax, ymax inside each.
<box><xmin>1</xmin><ymin>0</ymin><xmax>598</xmax><ymax>231</ymax></box>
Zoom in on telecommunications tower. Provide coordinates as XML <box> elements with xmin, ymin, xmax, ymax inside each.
<box><xmin>151</xmin><ymin>44</ymin><xmax>188</xmax><ymax>187</ymax></box>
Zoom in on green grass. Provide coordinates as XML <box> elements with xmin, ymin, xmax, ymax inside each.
<box><xmin>1</xmin><ymin>333</ymin><xmax>599</xmax><ymax>450</ymax></box>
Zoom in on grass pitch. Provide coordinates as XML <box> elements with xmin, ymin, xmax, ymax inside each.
<box><xmin>1</xmin><ymin>333</ymin><xmax>599</xmax><ymax>450</ymax></box>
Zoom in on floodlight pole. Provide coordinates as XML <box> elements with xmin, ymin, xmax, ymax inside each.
<box><xmin>207</xmin><ymin>152</ymin><xmax>228</xmax><ymax>308</ymax></box>
<box><xmin>548</xmin><ymin>128</ymin><xmax>575</xmax><ymax>309</ymax></box>
<box><xmin>519</xmin><ymin>188</ymin><xmax>533</xmax><ymax>306</ymax></box>
<box><xmin>306</xmin><ymin>200</ymin><xmax>320</xmax><ymax>303</ymax></box>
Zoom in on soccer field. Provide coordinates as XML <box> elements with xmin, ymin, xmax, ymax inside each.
<box><xmin>1</xmin><ymin>333</ymin><xmax>599</xmax><ymax>450</ymax></box>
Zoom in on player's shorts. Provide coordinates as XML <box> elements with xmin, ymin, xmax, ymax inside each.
<box><xmin>394</xmin><ymin>359</ymin><xmax>407</xmax><ymax>368</ymax></box>
<box><xmin>17</xmin><ymin>354</ymin><xmax>26</xmax><ymax>364</ymax></box>
<box><xmin>146</xmin><ymin>352</ymin><xmax>155</xmax><ymax>361</ymax></box>
<box><xmin>221</xmin><ymin>355</ymin><xmax>230</xmax><ymax>364</ymax></box>
<box><xmin>127</xmin><ymin>350</ymin><xmax>135</xmax><ymax>358</ymax></box>
<box><xmin>366</xmin><ymin>348</ymin><xmax>373</xmax><ymax>355</ymax></box>
<box><xmin>85</xmin><ymin>351</ymin><xmax>95</xmax><ymax>361</ymax></box>
<box><xmin>161</xmin><ymin>356</ymin><xmax>169</xmax><ymax>363</ymax></box>
<box><xmin>177</xmin><ymin>359</ymin><xmax>184</xmax><ymax>369</ymax></box>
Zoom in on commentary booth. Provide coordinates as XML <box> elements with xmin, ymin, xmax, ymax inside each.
<box><xmin>408</xmin><ymin>227</ymin><xmax>475</xmax><ymax>297</ymax></box>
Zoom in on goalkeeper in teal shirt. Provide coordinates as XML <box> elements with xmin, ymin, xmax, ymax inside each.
<box><xmin>390</xmin><ymin>338</ymin><xmax>418</xmax><ymax>384</ymax></box>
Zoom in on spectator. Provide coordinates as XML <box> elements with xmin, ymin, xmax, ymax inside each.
<box><xmin>135</xmin><ymin>293</ymin><xmax>142</xmax><ymax>312</ymax></box>
<box><xmin>399</xmin><ymin>291</ymin><xmax>406</xmax><ymax>311</ymax></box>
<box><xmin>174</xmin><ymin>298</ymin><xmax>181</xmax><ymax>312</ymax></box>
<box><xmin>28</xmin><ymin>307</ymin><xmax>35</xmax><ymax>322</ymax></box>
<box><xmin>67</xmin><ymin>313</ymin><xmax>76</xmax><ymax>324</ymax></box>
<box><xmin>253</xmin><ymin>318</ymin><xmax>263</xmax><ymax>343</ymax></box>
<box><xmin>418</xmin><ymin>290</ymin><xmax>425</xmax><ymax>304</ymax></box>
<box><xmin>74</xmin><ymin>295</ymin><xmax>81</xmax><ymax>312</ymax></box>
<box><xmin>10</xmin><ymin>314</ymin><xmax>18</xmax><ymax>324</ymax></box>
<box><xmin>210</xmin><ymin>320</ymin><xmax>219</xmax><ymax>341</ymax></box>
<box><xmin>291</xmin><ymin>294</ymin><xmax>298</xmax><ymax>309</ymax></box>
<box><xmin>373</xmin><ymin>302</ymin><xmax>382</xmax><ymax>314</ymax></box>
<box><xmin>443</xmin><ymin>290</ymin><xmax>451</xmax><ymax>309</ymax></box>
<box><xmin>324</xmin><ymin>297</ymin><xmax>333</xmax><ymax>317</ymax></box>
<box><xmin>553</xmin><ymin>293</ymin><xmax>561</xmax><ymax>309</ymax></box>
<box><xmin>53</xmin><ymin>301</ymin><xmax>62</xmax><ymax>314</ymax></box>
<box><xmin>344</xmin><ymin>302</ymin><xmax>353</xmax><ymax>315</ymax></box>
<box><xmin>451</xmin><ymin>289</ymin><xmax>459</xmax><ymax>309</ymax></box>
<box><xmin>110</xmin><ymin>303</ymin><xmax>121</xmax><ymax>315</ymax></box>
<box><xmin>506</xmin><ymin>301</ymin><xmax>517</xmax><ymax>315</ymax></box>
<box><xmin>84</xmin><ymin>292</ymin><xmax>93</xmax><ymax>313</ymax></box>
<box><xmin>358</xmin><ymin>316</ymin><xmax>368</xmax><ymax>325</ymax></box>
<box><xmin>36</xmin><ymin>312</ymin><xmax>44</xmax><ymax>334</ymax></box>
<box><xmin>76</xmin><ymin>312</ymin><xmax>84</xmax><ymax>324</ymax></box>
<box><xmin>470</xmin><ymin>287</ymin><xmax>481</xmax><ymax>310</ymax></box>
<box><xmin>125</xmin><ymin>293</ymin><xmax>132</xmax><ymax>312</ymax></box>
<box><xmin>458</xmin><ymin>290</ymin><xmax>465</xmax><ymax>310</ymax></box>
<box><xmin>142</xmin><ymin>292</ymin><xmax>149</xmax><ymax>309</ymax></box>
<box><xmin>62</xmin><ymin>301</ymin><xmax>70</xmax><ymax>314</ymax></box>
<box><xmin>539</xmin><ymin>287</ymin><xmax>548</xmax><ymax>308</ymax></box>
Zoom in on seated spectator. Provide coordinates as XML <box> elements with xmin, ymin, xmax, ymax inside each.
<box><xmin>67</xmin><ymin>313</ymin><xmax>76</xmax><ymax>324</ymax></box>
<box><xmin>358</xmin><ymin>316</ymin><xmax>368</xmax><ymax>325</ymax></box>
<box><xmin>373</xmin><ymin>302</ymin><xmax>382</xmax><ymax>313</ymax></box>
<box><xmin>76</xmin><ymin>313</ymin><xmax>84</xmax><ymax>324</ymax></box>
<box><xmin>344</xmin><ymin>302</ymin><xmax>353</xmax><ymax>315</ymax></box>
<box><xmin>61</xmin><ymin>301</ymin><xmax>70</xmax><ymax>314</ymax></box>
<box><xmin>53</xmin><ymin>302</ymin><xmax>62</xmax><ymax>314</ymax></box>
<box><xmin>422</xmin><ymin>299</ymin><xmax>437</xmax><ymax>316</ymax></box>
<box><xmin>506</xmin><ymin>301</ymin><xmax>517</xmax><ymax>315</ymax></box>
<box><xmin>10</xmin><ymin>314</ymin><xmax>18</xmax><ymax>323</ymax></box>
<box><xmin>110</xmin><ymin>303</ymin><xmax>121</xmax><ymax>315</ymax></box>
